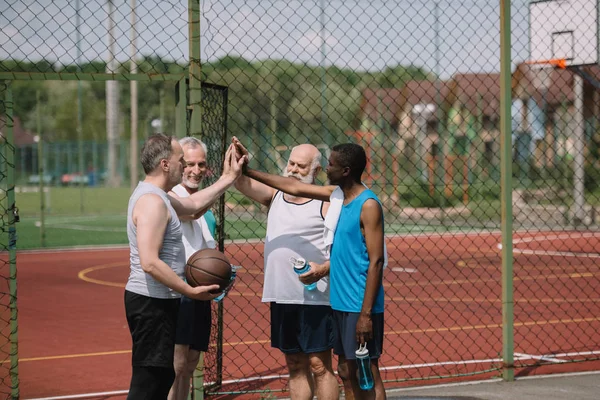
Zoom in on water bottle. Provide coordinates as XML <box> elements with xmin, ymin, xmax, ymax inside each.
<box><xmin>355</xmin><ymin>343</ymin><xmax>374</xmax><ymax>390</ymax></box>
<box><xmin>289</xmin><ymin>256</ymin><xmax>317</xmax><ymax>291</ymax></box>
<box><xmin>214</xmin><ymin>265</ymin><xmax>240</xmax><ymax>302</ymax></box>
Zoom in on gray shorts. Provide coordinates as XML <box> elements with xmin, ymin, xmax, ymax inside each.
<box><xmin>332</xmin><ymin>310</ymin><xmax>384</xmax><ymax>360</ymax></box>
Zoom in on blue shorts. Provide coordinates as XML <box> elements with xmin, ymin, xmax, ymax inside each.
<box><xmin>270</xmin><ymin>303</ymin><xmax>334</xmax><ymax>354</ymax></box>
<box><xmin>332</xmin><ymin>310</ymin><xmax>384</xmax><ymax>360</ymax></box>
<box><xmin>174</xmin><ymin>296</ymin><xmax>211</xmax><ymax>352</ymax></box>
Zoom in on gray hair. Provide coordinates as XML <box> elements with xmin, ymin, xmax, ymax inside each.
<box><xmin>179</xmin><ymin>136</ymin><xmax>208</xmax><ymax>154</ymax></box>
<box><xmin>140</xmin><ymin>133</ymin><xmax>176</xmax><ymax>174</ymax></box>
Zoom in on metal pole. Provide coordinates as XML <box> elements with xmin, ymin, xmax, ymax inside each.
<box><xmin>500</xmin><ymin>0</ymin><xmax>514</xmax><ymax>382</ymax></box>
<box><xmin>130</xmin><ymin>0</ymin><xmax>139</xmax><ymax>190</ymax></box>
<box><xmin>189</xmin><ymin>2</ymin><xmax>205</xmax><ymax>397</ymax></box>
<box><xmin>160</xmin><ymin>88</ymin><xmax>166</xmax><ymax>133</ymax></box>
<box><xmin>572</xmin><ymin>74</ymin><xmax>586</xmax><ymax>225</ymax></box>
<box><xmin>37</xmin><ymin>91</ymin><xmax>46</xmax><ymax>247</ymax></box>
<box><xmin>189</xmin><ymin>0</ymin><xmax>202</xmax><ymax>138</ymax></box>
<box><xmin>319</xmin><ymin>0</ymin><xmax>330</xmax><ymax>146</ymax></box>
<box><xmin>4</xmin><ymin>82</ymin><xmax>20</xmax><ymax>398</ymax></box>
<box><xmin>76</xmin><ymin>0</ymin><xmax>85</xmax><ymax>211</ymax></box>
<box><xmin>434</xmin><ymin>1</ymin><xmax>447</xmax><ymax>221</ymax></box>
<box><xmin>106</xmin><ymin>0</ymin><xmax>120</xmax><ymax>187</ymax></box>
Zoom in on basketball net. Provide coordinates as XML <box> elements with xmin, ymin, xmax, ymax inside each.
<box><xmin>525</xmin><ymin>58</ymin><xmax>567</xmax><ymax>92</ymax></box>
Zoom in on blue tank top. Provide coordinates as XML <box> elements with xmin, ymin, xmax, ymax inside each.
<box><xmin>330</xmin><ymin>189</ymin><xmax>385</xmax><ymax>313</ymax></box>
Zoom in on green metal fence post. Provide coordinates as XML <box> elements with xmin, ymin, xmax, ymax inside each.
<box><xmin>37</xmin><ymin>91</ymin><xmax>46</xmax><ymax>247</ymax></box>
<box><xmin>189</xmin><ymin>2</ymin><xmax>205</xmax><ymax>398</ymax></box>
<box><xmin>500</xmin><ymin>0</ymin><xmax>514</xmax><ymax>382</ymax></box>
<box><xmin>189</xmin><ymin>0</ymin><xmax>202</xmax><ymax>139</ymax></box>
<box><xmin>4</xmin><ymin>81</ymin><xmax>20</xmax><ymax>398</ymax></box>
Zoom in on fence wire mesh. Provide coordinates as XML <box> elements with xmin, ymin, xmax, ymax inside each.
<box><xmin>0</xmin><ymin>82</ymin><xmax>19</xmax><ymax>399</ymax></box>
<box><xmin>1</xmin><ymin>0</ymin><xmax>599</xmax><ymax>398</ymax></box>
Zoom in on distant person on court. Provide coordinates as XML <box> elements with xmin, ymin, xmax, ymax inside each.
<box><xmin>234</xmin><ymin>138</ymin><xmax>386</xmax><ymax>400</ymax></box>
<box><xmin>234</xmin><ymin>143</ymin><xmax>340</xmax><ymax>400</ymax></box>
<box><xmin>167</xmin><ymin>137</ymin><xmax>220</xmax><ymax>400</ymax></box>
<box><xmin>125</xmin><ymin>133</ymin><xmax>244</xmax><ymax>400</ymax></box>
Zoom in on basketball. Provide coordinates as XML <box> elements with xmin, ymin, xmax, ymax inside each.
<box><xmin>185</xmin><ymin>248</ymin><xmax>232</xmax><ymax>291</ymax></box>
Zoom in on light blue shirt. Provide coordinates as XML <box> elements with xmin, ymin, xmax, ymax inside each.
<box><xmin>330</xmin><ymin>189</ymin><xmax>385</xmax><ymax>313</ymax></box>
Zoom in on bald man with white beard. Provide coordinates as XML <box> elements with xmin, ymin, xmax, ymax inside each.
<box><xmin>234</xmin><ymin>144</ymin><xmax>339</xmax><ymax>400</ymax></box>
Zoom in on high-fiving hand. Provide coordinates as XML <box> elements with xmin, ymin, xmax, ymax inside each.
<box><xmin>222</xmin><ymin>143</ymin><xmax>246</xmax><ymax>180</ymax></box>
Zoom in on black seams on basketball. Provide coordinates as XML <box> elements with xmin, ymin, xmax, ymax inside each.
<box><xmin>185</xmin><ymin>248</ymin><xmax>232</xmax><ymax>291</ymax></box>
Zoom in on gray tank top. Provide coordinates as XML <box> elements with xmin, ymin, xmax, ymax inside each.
<box><xmin>125</xmin><ymin>181</ymin><xmax>185</xmax><ymax>299</ymax></box>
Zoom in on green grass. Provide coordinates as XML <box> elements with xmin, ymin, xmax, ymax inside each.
<box><xmin>16</xmin><ymin>187</ymin><xmax>133</xmax><ymax>217</ymax></box>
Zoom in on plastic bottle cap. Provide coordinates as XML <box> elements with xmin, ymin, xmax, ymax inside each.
<box><xmin>355</xmin><ymin>345</ymin><xmax>369</xmax><ymax>357</ymax></box>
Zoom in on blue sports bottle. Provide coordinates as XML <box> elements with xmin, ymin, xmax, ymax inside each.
<box><xmin>289</xmin><ymin>256</ymin><xmax>317</xmax><ymax>291</ymax></box>
<box><xmin>355</xmin><ymin>343</ymin><xmax>374</xmax><ymax>390</ymax></box>
<box><xmin>213</xmin><ymin>265</ymin><xmax>240</xmax><ymax>302</ymax></box>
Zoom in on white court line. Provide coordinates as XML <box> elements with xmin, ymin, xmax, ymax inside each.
<box><xmin>392</xmin><ymin>267</ymin><xmax>417</xmax><ymax>273</ymax></box>
<box><xmin>513</xmin><ymin>232</ymin><xmax>600</xmax><ymax>244</ymax></box>
<box><xmin>514</xmin><ymin>248</ymin><xmax>600</xmax><ymax>259</ymax></box>
<box><xmin>514</xmin><ymin>352</ymin><xmax>567</xmax><ymax>363</ymax></box>
<box><xmin>24</xmin><ymin>352</ymin><xmax>600</xmax><ymax>400</ymax></box>
<box><xmin>510</xmin><ymin>231</ymin><xmax>600</xmax><ymax>259</ymax></box>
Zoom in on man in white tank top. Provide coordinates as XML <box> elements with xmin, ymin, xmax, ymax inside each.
<box><xmin>167</xmin><ymin>137</ymin><xmax>220</xmax><ymax>400</ymax></box>
<box><xmin>234</xmin><ymin>144</ymin><xmax>339</xmax><ymax>400</ymax></box>
<box><xmin>125</xmin><ymin>134</ymin><xmax>245</xmax><ymax>400</ymax></box>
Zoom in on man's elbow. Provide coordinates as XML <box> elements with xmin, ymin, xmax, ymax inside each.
<box><xmin>140</xmin><ymin>258</ymin><xmax>159</xmax><ymax>274</ymax></box>
<box><xmin>371</xmin><ymin>256</ymin><xmax>385</xmax><ymax>270</ymax></box>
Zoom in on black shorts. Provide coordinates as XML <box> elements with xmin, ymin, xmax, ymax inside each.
<box><xmin>175</xmin><ymin>296</ymin><xmax>212</xmax><ymax>352</ymax></box>
<box><xmin>332</xmin><ymin>310</ymin><xmax>384</xmax><ymax>360</ymax></box>
<box><xmin>270</xmin><ymin>303</ymin><xmax>334</xmax><ymax>354</ymax></box>
<box><xmin>124</xmin><ymin>290</ymin><xmax>180</xmax><ymax>368</ymax></box>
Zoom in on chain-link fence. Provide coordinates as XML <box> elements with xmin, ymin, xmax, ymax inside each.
<box><xmin>1</xmin><ymin>0</ymin><xmax>600</xmax><ymax>398</ymax></box>
<box><xmin>0</xmin><ymin>82</ymin><xmax>19</xmax><ymax>399</ymax></box>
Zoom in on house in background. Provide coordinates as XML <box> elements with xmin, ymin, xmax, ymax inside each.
<box><xmin>445</xmin><ymin>73</ymin><xmax>500</xmax><ymax>176</ymax></box>
<box><xmin>396</xmin><ymin>79</ymin><xmax>450</xmax><ymax>181</ymax></box>
<box><xmin>512</xmin><ymin>62</ymin><xmax>600</xmax><ymax>169</ymax></box>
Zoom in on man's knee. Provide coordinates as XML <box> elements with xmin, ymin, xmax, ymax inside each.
<box><xmin>173</xmin><ymin>346</ymin><xmax>189</xmax><ymax>376</ymax></box>
<box><xmin>337</xmin><ymin>359</ymin><xmax>353</xmax><ymax>382</ymax></box>
<box><xmin>308</xmin><ymin>351</ymin><xmax>333</xmax><ymax>378</ymax></box>
<box><xmin>185</xmin><ymin>350</ymin><xmax>202</xmax><ymax>376</ymax></box>
<box><xmin>285</xmin><ymin>353</ymin><xmax>309</xmax><ymax>375</ymax></box>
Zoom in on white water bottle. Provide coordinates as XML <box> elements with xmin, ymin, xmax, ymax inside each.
<box><xmin>289</xmin><ymin>256</ymin><xmax>317</xmax><ymax>291</ymax></box>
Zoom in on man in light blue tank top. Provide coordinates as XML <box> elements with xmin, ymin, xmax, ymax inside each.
<box><xmin>238</xmin><ymin>139</ymin><xmax>387</xmax><ymax>400</ymax></box>
<box><xmin>125</xmin><ymin>134</ymin><xmax>245</xmax><ymax>399</ymax></box>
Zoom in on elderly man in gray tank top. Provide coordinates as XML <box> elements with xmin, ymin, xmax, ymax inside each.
<box><xmin>234</xmin><ymin>144</ymin><xmax>339</xmax><ymax>400</ymax></box>
<box><xmin>125</xmin><ymin>133</ymin><xmax>244</xmax><ymax>400</ymax></box>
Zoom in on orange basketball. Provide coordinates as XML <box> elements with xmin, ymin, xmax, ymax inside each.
<box><xmin>185</xmin><ymin>248</ymin><xmax>232</xmax><ymax>291</ymax></box>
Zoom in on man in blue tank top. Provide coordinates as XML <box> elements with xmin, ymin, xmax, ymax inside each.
<box><xmin>235</xmin><ymin>139</ymin><xmax>387</xmax><ymax>400</ymax></box>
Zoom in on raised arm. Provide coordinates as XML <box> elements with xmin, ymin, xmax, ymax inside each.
<box><xmin>356</xmin><ymin>199</ymin><xmax>385</xmax><ymax>344</ymax></box>
<box><xmin>245</xmin><ymin>167</ymin><xmax>335</xmax><ymax>202</ymax></box>
<box><xmin>168</xmin><ymin>189</ymin><xmax>211</xmax><ymax>221</ymax></box>
<box><xmin>134</xmin><ymin>194</ymin><xmax>219</xmax><ymax>300</ymax></box>
<box><xmin>233</xmin><ymin>135</ymin><xmax>334</xmax><ymax>203</ymax></box>
<box><xmin>234</xmin><ymin>175</ymin><xmax>276</xmax><ymax>207</ymax></box>
<box><xmin>169</xmin><ymin>144</ymin><xmax>244</xmax><ymax>215</ymax></box>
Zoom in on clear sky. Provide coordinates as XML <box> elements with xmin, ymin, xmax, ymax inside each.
<box><xmin>1</xmin><ymin>0</ymin><xmax>536</xmax><ymax>79</ymax></box>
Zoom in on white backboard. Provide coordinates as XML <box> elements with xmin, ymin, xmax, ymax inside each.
<box><xmin>529</xmin><ymin>0</ymin><xmax>599</xmax><ymax>66</ymax></box>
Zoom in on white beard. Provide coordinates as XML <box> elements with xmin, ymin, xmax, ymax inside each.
<box><xmin>182</xmin><ymin>175</ymin><xmax>201</xmax><ymax>189</ymax></box>
<box><xmin>283</xmin><ymin>169</ymin><xmax>315</xmax><ymax>184</ymax></box>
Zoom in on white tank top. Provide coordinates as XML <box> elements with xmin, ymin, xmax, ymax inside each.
<box><xmin>170</xmin><ymin>184</ymin><xmax>216</xmax><ymax>259</ymax></box>
<box><xmin>263</xmin><ymin>191</ymin><xmax>330</xmax><ymax>305</ymax></box>
<box><xmin>126</xmin><ymin>181</ymin><xmax>186</xmax><ymax>299</ymax></box>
